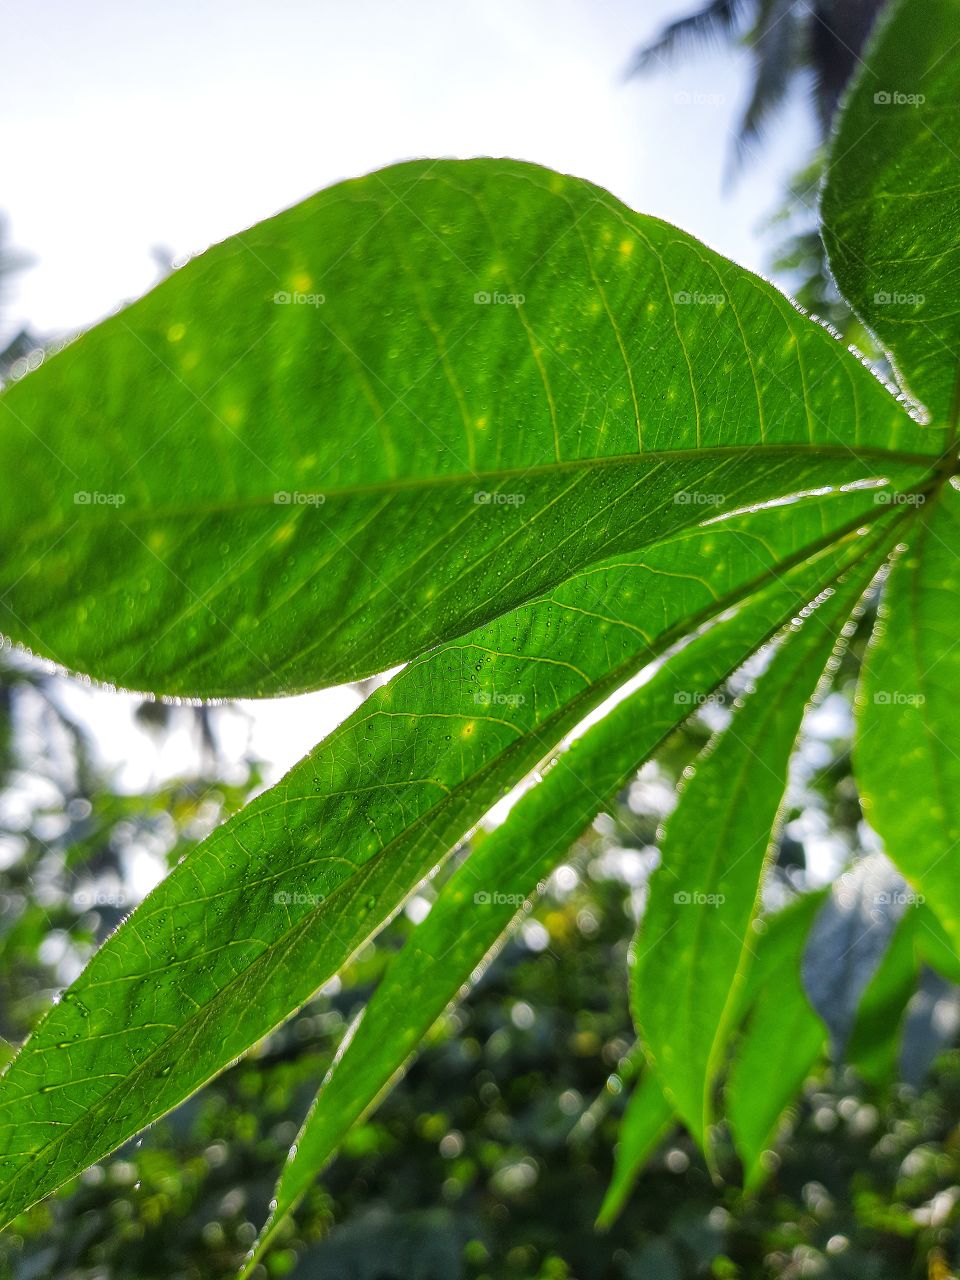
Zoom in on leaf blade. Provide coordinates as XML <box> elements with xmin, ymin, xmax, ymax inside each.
<box><xmin>856</xmin><ymin>482</ymin><xmax>960</xmax><ymax>944</ymax></box>
<box><xmin>847</xmin><ymin>910</ymin><xmax>920</xmax><ymax>1089</ymax></box>
<box><xmin>240</xmin><ymin>531</ymin><xmax>865</xmax><ymax>1269</ymax></box>
<box><xmin>821</xmin><ymin>0</ymin><xmax>960</xmax><ymax>422</ymax></box>
<box><xmin>596</xmin><ymin>1074</ymin><xmax>674</xmax><ymax>1230</ymax></box>
<box><xmin>631</xmin><ymin>547</ymin><xmax>888</xmax><ymax>1146</ymax></box>
<box><xmin>726</xmin><ymin>893</ymin><xmax>827</xmax><ymax>1190</ymax></box>
<box><xmin>0</xmin><ymin>501</ymin><xmax>894</xmax><ymax>1227</ymax></box>
<box><xmin>0</xmin><ymin>158</ymin><xmax>944</xmax><ymax>696</ymax></box>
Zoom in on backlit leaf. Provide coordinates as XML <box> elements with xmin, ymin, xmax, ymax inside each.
<box><xmin>632</xmin><ymin>546</ymin><xmax>886</xmax><ymax>1147</ymax></box>
<box><xmin>856</xmin><ymin>483</ymin><xmax>960</xmax><ymax>944</ymax></box>
<box><xmin>0</xmin><ymin>159</ymin><xmax>943</xmax><ymax>696</ymax></box>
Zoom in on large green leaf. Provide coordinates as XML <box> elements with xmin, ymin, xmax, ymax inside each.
<box><xmin>595</xmin><ymin>1074</ymin><xmax>674</xmax><ymax>1230</ymax></box>
<box><xmin>822</xmin><ymin>0</ymin><xmax>960</xmax><ymax>424</ymax></box>
<box><xmin>726</xmin><ymin>893</ymin><xmax>827</xmax><ymax>1190</ymax></box>
<box><xmin>631</xmin><ymin>549</ymin><xmax>884</xmax><ymax>1147</ymax></box>
<box><xmin>239</xmin><ymin>539</ymin><xmax>855</xmax><ymax>1272</ymax></box>
<box><xmin>856</xmin><ymin>481</ymin><xmax>960</xmax><ymax>944</ymax></box>
<box><xmin>0</xmin><ymin>158</ymin><xmax>944</xmax><ymax>696</ymax></box>
<box><xmin>0</xmin><ymin>504</ymin><xmax>894</xmax><ymax>1227</ymax></box>
<box><xmin>915</xmin><ymin>903</ymin><xmax>960</xmax><ymax>984</ymax></box>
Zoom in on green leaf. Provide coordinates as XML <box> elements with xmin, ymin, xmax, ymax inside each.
<box><xmin>0</xmin><ymin>158</ymin><xmax>944</xmax><ymax>696</ymax></box>
<box><xmin>239</xmin><ymin>532</ymin><xmax>861</xmax><ymax>1272</ymax></box>
<box><xmin>821</xmin><ymin>0</ymin><xmax>960</xmax><ymax>423</ymax></box>
<box><xmin>0</xmin><ymin>502</ymin><xmax>892</xmax><ymax>1227</ymax></box>
<box><xmin>726</xmin><ymin>893</ymin><xmax>827</xmax><ymax>1190</ymax></box>
<box><xmin>596</xmin><ymin>1074</ymin><xmax>674</xmax><ymax>1230</ymax></box>
<box><xmin>847</xmin><ymin>909</ymin><xmax>920</xmax><ymax>1089</ymax></box>
<box><xmin>915</xmin><ymin>903</ymin><xmax>960</xmax><ymax>984</ymax></box>
<box><xmin>856</xmin><ymin>482</ymin><xmax>960</xmax><ymax>944</ymax></box>
<box><xmin>631</xmin><ymin>547</ymin><xmax>886</xmax><ymax>1148</ymax></box>
<box><xmin>725</xmin><ymin>888</ymin><xmax>829</xmax><ymax>1031</ymax></box>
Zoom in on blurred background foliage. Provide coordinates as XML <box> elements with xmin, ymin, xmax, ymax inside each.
<box><xmin>3</xmin><ymin>1</ymin><xmax>960</xmax><ymax>1276</ymax></box>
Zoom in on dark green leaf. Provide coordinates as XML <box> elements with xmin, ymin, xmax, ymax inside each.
<box><xmin>632</xmin><ymin>546</ymin><xmax>886</xmax><ymax>1147</ymax></box>
<box><xmin>822</xmin><ymin>0</ymin><xmax>960</xmax><ymax>423</ymax></box>
<box><xmin>915</xmin><ymin>903</ymin><xmax>960</xmax><ymax>984</ymax></box>
<box><xmin>726</xmin><ymin>894</ymin><xmax>827</xmax><ymax>1190</ymax></box>
<box><xmin>596</xmin><ymin>1074</ymin><xmax>674</xmax><ymax>1230</ymax></box>
<box><xmin>847</xmin><ymin>910</ymin><xmax>920</xmax><ymax>1088</ymax></box>
<box><xmin>856</xmin><ymin>483</ymin><xmax>960</xmax><ymax>945</ymax></box>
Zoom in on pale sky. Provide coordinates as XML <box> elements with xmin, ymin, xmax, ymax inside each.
<box><xmin>1</xmin><ymin>0</ymin><xmax>817</xmax><ymax>783</ymax></box>
<box><xmin>2</xmin><ymin>0</ymin><xmax>815</xmax><ymax>339</ymax></box>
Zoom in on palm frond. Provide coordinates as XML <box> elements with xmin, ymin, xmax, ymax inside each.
<box><xmin>808</xmin><ymin>0</ymin><xmax>885</xmax><ymax>134</ymax></box>
<box><xmin>732</xmin><ymin>0</ymin><xmax>804</xmax><ymax>164</ymax></box>
<box><xmin>626</xmin><ymin>0</ymin><xmax>752</xmax><ymax>77</ymax></box>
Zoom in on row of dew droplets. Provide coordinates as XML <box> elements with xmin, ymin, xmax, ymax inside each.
<box><xmin>53</xmin><ymin>988</ymin><xmax>90</xmax><ymax>1046</ymax></box>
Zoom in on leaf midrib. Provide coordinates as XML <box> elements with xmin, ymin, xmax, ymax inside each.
<box><xmin>14</xmin><ymin>441</ymin><xmax>945</xmax><ymax>527</ymax></box>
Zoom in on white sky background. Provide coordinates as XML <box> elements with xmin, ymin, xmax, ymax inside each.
<box><xmin>1</xmin><ymin>0</ymin><xmax>817</xmax><ymax>786</ymax></box>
